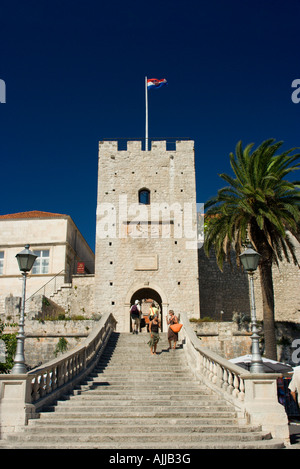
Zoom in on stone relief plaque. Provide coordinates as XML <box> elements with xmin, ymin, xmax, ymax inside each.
<box><xmin>134</xmin><ymin>254</ymin><xmax>158</xmax><ymax>271</ymax></box>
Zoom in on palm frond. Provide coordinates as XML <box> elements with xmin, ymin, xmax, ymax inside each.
<box><xmin>204</xmin><ymin>138</ymin><xmax>300</xmax><ymax>272</ymax></box>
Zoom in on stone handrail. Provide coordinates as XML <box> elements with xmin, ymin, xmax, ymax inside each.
<box><xmin>180</xmin><ymin>313</ymin><xmax>290</xmax><ymax>445</ymax></box>
<box><xmin>28</xmin><ymin>312</ymin><xmax>116</xmax><ymax>405</ymax></box>
<box><xmin>0</xmin><ymin>312</ymin><xmax>117</xmax><ymax>437</ymax></box>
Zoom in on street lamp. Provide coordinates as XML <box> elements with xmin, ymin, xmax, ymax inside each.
<box><xmin>11</xmin><ymin>245</ymin><xmax>37</xmax><ymax>374</ymax></box>
<box><xmin>239</xmin><ymin>241</ymin><xmax>264</xmax><ymax>373</ymax></box>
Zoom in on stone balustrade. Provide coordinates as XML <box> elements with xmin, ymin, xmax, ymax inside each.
<box><xmin>0</xmin><ymin>312</ymin><xmax>117</xmax><ymax>437</ymax></box>
<box><xmin>180</xmin><ymin>313</ymin><xmax>290</xmax><ymax>445</ymax></box>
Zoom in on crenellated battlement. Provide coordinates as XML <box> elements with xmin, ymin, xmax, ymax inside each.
<box><xmin>99</xmin><ymin>139</ymin><xmax>194</xmax><ymax>152</ymax></box>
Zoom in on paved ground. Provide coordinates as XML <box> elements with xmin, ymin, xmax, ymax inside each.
<box><xmin>287</xmin><ymin>421</ymin><xmax>300</xmax><ymax>449</ymax></box>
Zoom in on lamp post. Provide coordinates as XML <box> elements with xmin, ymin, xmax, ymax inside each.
<box><xmin>239</xmin><ymin>242</ymin><xmax>264</xmax><ymax>373</ymax></box>
<box><xmin>11</xmin><ymin>245</ymin><xmax>37</xmax><ymax>374</ymax></box>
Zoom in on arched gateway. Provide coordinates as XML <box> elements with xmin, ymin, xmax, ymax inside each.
<box><xmin>124</xmin><ymin>283</ymin><xmax>168</xmax><ymax>332</ymax></box>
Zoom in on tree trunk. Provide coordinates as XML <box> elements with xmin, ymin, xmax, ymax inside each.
<box><xmin>258</xmin><ymin>260</ymin><xmax>277</xmax><ymax>360</ymax></box>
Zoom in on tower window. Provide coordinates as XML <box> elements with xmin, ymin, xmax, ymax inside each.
<box><xmin>139</xmin><ymin>188</ymin><xmax>150</xmax><ymax>205</ymax></box>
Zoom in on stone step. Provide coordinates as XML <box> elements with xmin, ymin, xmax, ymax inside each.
<box><xmin>46</xmin><ymin>404</ymin><xmax>234</xmax><ymax>414</ymax></box>
<box><xmin>74</xmin><ymin>385</ymin><xmax>206</xmax><ymax>394</ymax></box>
<box><xmin>35</xmin><ymin>416</ymin><xmax>240</xmax><ymax>425</ymax></box>
<box><xmin>77</xmin><ymin>376</ymin><xmax>201</xmax><ymax>385</ymax></box>
<box><xmin>49</xmin><ymin>400</ymin><xmax>232</xmax><ymax>415</ymax></box>
<box><xmin>0</xmin><ymin>440</ymin><xmax>285</xmax><ymax>449</ymax></box>
<box><xmin>0</xmin><ymin>439</ymin><xmax>285</xmax><ymax>449</ymax></box>
<box><xmin>8</xmin><ymin>430</ymin><xmax>272</xmax><ymax>444</ymax></box>
<box><xmin>93</xmin><ymin>365</ymin><xmax>189</xmax><ymax>371</ymax></box>
<box><xmin>63</xmin><ymin>394</ymin><xmax>218</xmax><ymax>402</ymax></box>
<box><xmin>23</xmin><ymin>423</ymin><xmax>262</xmax><ymax>434</ymax></box>
<box><xmin>74</xmin><ymin>384</ymin><xmax>206</xmax><ymax>393</ymax></box>
<box><xmin>90</xmin><ymin>370</ymin><xmax>197</xmax><ymax>376</ymax></box>
<box><xmin>39</xmin><ymin>410</ymin><xmax>238</xmax><ymax>419</ymax></box>
<box><xmin>73</xmin><ymin>387</ymin><xmax>212</xmax><ymax>396</ymax></box>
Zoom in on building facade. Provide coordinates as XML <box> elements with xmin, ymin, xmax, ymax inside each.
<box><xmin>0</xmin><ymin>211</ymin><xmax>95</xmax><ymax>317</ymax></box>
<box><xmin>94</xmin><ymin>140</ymin><xmax>200</xmax><ymax>332</ymax></box>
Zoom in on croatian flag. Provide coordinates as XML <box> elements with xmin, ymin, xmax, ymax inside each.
<box><xmin>147</xmin><ymin>78</ymin><xmax>167</xmax><ymax>90</ymax></box>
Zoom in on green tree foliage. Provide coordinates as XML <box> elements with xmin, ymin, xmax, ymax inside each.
<box><xmin>204</xmin><ymin>139</ymin><xmax>300</xmax><ymax>360</ymax></box>
<box><xmin>0</xmin><ymin>319</ymin><xmax>17</xmax><ymax>373</ymax></box>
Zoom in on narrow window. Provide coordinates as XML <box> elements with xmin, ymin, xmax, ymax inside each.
<box><xmin>139</xmin><ymin>188</ymin><xmax>150</xmax><ymax>205</ymax></box>
<box><xmin>0</xmin><ymin>252</ymin><xmax>4</xmax><ymax>275</ymax></box>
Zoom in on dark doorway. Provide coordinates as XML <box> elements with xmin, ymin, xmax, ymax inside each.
<box><xmin>130</xmin><ymin>288</ymin><xmax>163</xmax><ymax>331</ymax></box>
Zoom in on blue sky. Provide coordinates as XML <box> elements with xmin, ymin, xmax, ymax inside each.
<box><xmin>1</xmin><ymin>0</ymin><xmax>300</xmax><ymax>252</ymax></box>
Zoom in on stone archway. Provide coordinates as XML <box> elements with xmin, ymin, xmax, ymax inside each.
<box><xmin>124</xmin><ymin>283</ymin><xmax>168</xmax><ymax>332</ymax></box>
<box><xmin>130</xmin><ymin>288</ymin><xmax>162</xmax><ymax>332</ymax></box>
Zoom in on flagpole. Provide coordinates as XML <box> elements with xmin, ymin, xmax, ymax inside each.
<box><xmin>145</xmin><ymin>76</ymin><xmax>148</xmax><ymax>151</ymax></box>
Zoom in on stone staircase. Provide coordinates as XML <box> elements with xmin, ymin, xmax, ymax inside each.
<box><xmin>1</xmin><ymin>332</ymin><xmax>285</xmax><ymax>449</ymax></box>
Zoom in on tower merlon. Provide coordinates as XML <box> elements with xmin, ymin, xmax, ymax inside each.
<box><xmin>98</xmin><ymin>139</ymin><xmax>194</xmax><ymax>153</ymax></box>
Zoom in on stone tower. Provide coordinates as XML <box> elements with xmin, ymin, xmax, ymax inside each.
<box><xmin>94</xmin><ymin>139</ymin><xmax>200</xmax><ymax>332</ymax></box>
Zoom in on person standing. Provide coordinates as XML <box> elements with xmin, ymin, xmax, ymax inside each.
<box><xmin>289</xmin><ymin>369</ymin><xmax>300</xmax><ymax>406</ymax></box>
<box><xmin>148</xmin><ymin>314</ymin><xmax>161</xmax><ymax>355</ymax></box>
<box><xmin>147</xmin><ymin>302</ymin><xmax>158</xmax><ymax>332</ymax></box>
<box><xmin>166</xmin><ymin>310</ymin><xmax>178</xmax><ymax>350</ymax></box>
<box><xmin>130</xmin><ymin>300</ymin><xmax>141</xmax><ymax>334</ymax></box>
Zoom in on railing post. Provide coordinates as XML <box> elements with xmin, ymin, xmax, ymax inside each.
<box><xmin>0</xmin><ymin>375</ymin><xmax>37</xmax><ymax>436</ymax></box>
<box><xmin>242</xmin><ymin>374</ymin><xmax>290</xmax><ymax>445</ymax></box>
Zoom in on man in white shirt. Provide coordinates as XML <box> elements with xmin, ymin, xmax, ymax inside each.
<box><xmin>289</xmin><ymin>369</ymin><xmax>300</xmax><ymax>404</ymax></box>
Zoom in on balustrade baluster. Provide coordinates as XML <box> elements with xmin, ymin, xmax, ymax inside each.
<box><xmin>239</xmin><ymin>377</ymin><xmax>245</xmax><ymax>401</ymax></box>
<box><xmin>39</xmin><ymin>374</ymin><xmax>45</xmax><ymax>398</ymax></box>
<box><xmin>222</xmin><ymin>368</ymin><xmax>228</xmax><ymax>391</ymax></box>
<box><xmin>215</xmin><ymin>363</ymin><xmax>223</xmax><ymax>388</ymax></box>
<box><xmin>228</xmin><ymin>371</ymin><xmax>234</xmax><ymax>394</ymax></box>
<box><xmin>204</xmin><ymin>357</ymin><xmax>209</xmax><ymax>377</ymax></box>
<box><xmin>52</xmin><ymin>366</ymin><xmax>58</xmax><ymax>390</ymax></box>
<box><xmin>212</xmin><ymin>362</ymin><xmax>217</xmax><ymax>384</ymax></box>
<box><xmin>63</xmin><ymin>360</ymin><xmax>68</xmax><ymax>384</ymax></box>
<box><xmin>68</xmin><ymin>358</ymin><xmax>72</xmax><ymax>381</ymax></box>
<box><xmin>58</xmin><ymin>363</ymin><xmax>64</xmax><ymax>387</ymax></box>
<box><xmin>32</xmin><ymin>377</ymin><xmax>40</xmax><ymax>402</ymax></box>
<box><xmin>232</xmin><ymin>373</ymin><xmax>240</xmax><ymax>398</ymax></box>
<box><xmin>74</xmin><ymin>354</ymin><xmax>79</xmax><ymax>375</ymax></box>
<box><xmin>45</xmin><ymin>370</ymin><xmax>51</xmax><ymax>395</ymax></box>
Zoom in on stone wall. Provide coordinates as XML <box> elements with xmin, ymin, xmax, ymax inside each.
<box><xmin>3</xmin><ymin>319</ymin><xmax>100</xmax><ymax>368</ymax></box>
<box><xmin>198</xmin><ymin>248</ymin><xmax>250</xmax><ymax>321</ymax></box>
<box><xmin>192</xmin><ymin>321</ymin><xmax>252</xmax><ymax>359</ymax></box>
<box><xmin>253</xmin><ymin>252</ymin><xmax>300</xmax><ymax>323</ymax></box>
<box><xmin>192</xmin><ymin>320</ymin><xmax>300</xmax><ymax>365</ymax></box>
<box><xmin>27</xmin><ymin>295</ymin><xmax>65</xmax><ymax>320</ymax></box>
<box><xmin>49</xmin><ymin>274</ymin><xmax>96</xmax><ymax>318</ymax></box>
<box><xmin>198</xmin><ymin>243</ymin><xmax>300</xmax><ymax>324</ymax></box>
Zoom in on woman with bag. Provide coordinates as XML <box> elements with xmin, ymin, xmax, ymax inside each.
<box><xmin>147</xmin><ymin>302</ymin><xmax>158</xmax><ymax>332</ymax></box>
<box><xmin>148</xmin><ymin>315</ymin><xmax>161</xmax><ymax>355</ymax></box>
<box><xmin>166</xmin><ymin>310</ymin><xmax>181</xmax><ymax>350</ymax></box>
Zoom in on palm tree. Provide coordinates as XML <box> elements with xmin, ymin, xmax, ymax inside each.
<box><xmin>204</xmin><ymin>139</ymin><xmax>300</xmax><ymax>360</ymax></box>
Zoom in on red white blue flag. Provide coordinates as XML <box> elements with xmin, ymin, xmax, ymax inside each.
<box><xmin>147</xmin><ymin>78</ymin><xmax>167</xmax><ymax>90</ymax></box>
